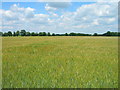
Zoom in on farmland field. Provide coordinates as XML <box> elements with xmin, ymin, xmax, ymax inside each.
<box><xmin>2</xmin><ymin>36</ymin><xmax>118</xmax><ymax>88</ymax></box>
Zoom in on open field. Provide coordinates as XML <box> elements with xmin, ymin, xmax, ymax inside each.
<box><xmin>2</xmin><ymin>36</ymin><xmax>118</xmax><ymax>88</ymax></box>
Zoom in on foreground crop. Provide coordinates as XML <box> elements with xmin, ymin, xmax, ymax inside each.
<box><xmin>2</xmin><ymin>36</ymin><xmax>118</xmax><ymax>88</ymax></box>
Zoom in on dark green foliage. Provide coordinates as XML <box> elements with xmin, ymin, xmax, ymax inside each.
<box><xmin>42</xmin><ymin>32</ymin><xmax>47</xmax><ymax>36</ymax></box>
<box><xmin>31</xmin><ymin>32</ymin><xmax>38</xmax><ymax>36</ymax></box>
<box><xmin>16</xmin><ymin>31</ymin><xmax>20</xmax><ymax>36</ymax></box>
<box><xmin>13</xmin><ymin>32</ymin><xmax>16</xmax><ymax>36</ymax></box>
<box><xmin>39</xmin><ymin>32</ymin><xmax>46</xmax><ymax>36</ymax></box>
<box><xmin>26</xmin><ymin>32</ymin><xmax>31</xmax><ymax>36</ymax></box>
<box><xmin>69</xmin><ymin>32</ymin><xmax>76</xmax><ymax>36</ymax></box>
<box><xmin>52</xmin><ymin>33</ymin><xmax>56</xmax><ymax>36</ymax></box>
<box><xmin>65</xmin><ymin>33</ymin><xmax>68</xmax><ymax>36</ymax></box>
<box><xmin>93</xmin><ymin>33</ymin><xmax>98</xmax><ymax>36</ymax></box>
<box><xmin>1</xmin><ymin>30</ymin><xmax>120</xmax><ymax>36</ymax></box>
<box><xmin>7</xmin><ymin>31</ymin><xmax>12</xmax><ymax>36</ymax></box>
<box><xmin>39</xmin><ymin>32</ymin><xmax>43</xmax><ymax>36</ymax></box>
<box><xmin>20</xmin><ymin>30</ymin><xmax>26</xmax><ymax>36</ymax></box>
<box><xmin>103</xmin><ymin>31</ymin><xmax>111</xmax><ymax>36</ymax></box>
<box><xmin>47</xmin><ymin>32</ymin><xmax>51</xmax><ymax>36</ymax></box>
<box><xmin>102</xmin><ymin>31</ymin><xmax>119</xmax><ymax>36</ymax></box>
<box><xmin>2</xmin><ymin>32</ymin><xmax>8</xmax><ymax>36</ymax></box>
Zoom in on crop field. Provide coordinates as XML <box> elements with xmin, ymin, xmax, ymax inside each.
<box><xmin>2</xmin><ymin>36</ymin><xmax>118</xmax><ymax>88</ymax></box>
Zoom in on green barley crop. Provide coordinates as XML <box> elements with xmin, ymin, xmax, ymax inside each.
<box><xmin>2</xmin><ymin>36</ymin><xmax>118</xmax><ymax>88</ymax></box>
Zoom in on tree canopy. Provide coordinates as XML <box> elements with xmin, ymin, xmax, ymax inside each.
<box><xmin>1</xmin><ymin>30</ymin><xmax>120</xmax><ymax>37</ymax></box>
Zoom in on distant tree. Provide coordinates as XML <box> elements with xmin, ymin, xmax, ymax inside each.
<box><xmin>31</xmin><ymin>32</ymin><xmax>36</xmax><ymax>36</ymax></box>
<box><xmin>3</xmin><ymin>32</ymin><xmax>8</xmax><ymax>36</ymax></box>
<box><xmin>118</xmin><ymin>32</ymin><xmax>120</xmax><ymax>36</ymax></box>
<box><xmin>35</xmin><ymin>33</ymin><xmax>39</xmax><ymax>36</ymax></box>
<box><xmin>93</xmin><ymin>33</ymin><xmax>98</xmax><ymax>36</ymax></box>
<box><xmin>103</xmin><ymin>31</ymin><xmax>112</xmax><ymax>36</ymax></box>
<box><xmin>55</xmin><ymin>34</ymin><xmax>60</xmax><ymax>36</ymax></box>
<box><xmin>52</xmin><ymin>33</ymin><xmax>56</xmax><ymax>36</ymax></box>
<box><xmin>76</xmin><ymin>33</ymin><xmax>81</xmax><ymax>36</ymax></box>
<box><xmin>13</xmin><ymin>32</ymin><xmax>16</xmax><ymax>36</ymax></box>
<box><xmin>43</xmin><ymin>32</ymin><xmax>46</xmax><ymax>36</ymax></box>
<box><xmin>20</xmin><ymin>30</ymin><xmax>26</xmax><ymax>36</ymax></box>
<box><xmin>26</xmin><ymin>32</ymin><xmax>31</xmax><ymax>36</ymax></box>
<box><xmin>69</xmin><ymin>32</ymin><xmax>76</xmax><ymax>36</ymax></box>
<box><xmin>39</xmin><ymin>32</ymin><xmax>43</xmax><ymax>36</ymax></box>
<box><xmin>48</xmin><ymin>32</ymin><xmax>51</xmax><ymax>36</ymax></box>
<box><xmin>111</xmin><ymin>32</ymin><xmax>118</xmax><ymax>36</ymax></box>
<box><xmin>1</xmin><ymin>30</ymin><xmax>120</xmax><ymax>37</ymax></box>
<box><xmin>16</xmin><ymin>31</ymin><xmax>20</xmax><ymax>36</ymax></box>
<box><xmin>65</xmin><ymin>33</ymin><xmax>68</xmax><ymax>36</ymax></box>
<box><xmin>8</xmin><ymin>31</ymin><xmax>12</xmax><ymax>36</ymax></box>
<box><xmin>106</xmin><ymin>31</ymin><xmax>111</xmax><ymax>36</ymax></box>
<box><xmin>102</xmin><ymin>31</ymin><xmax>118</xmax><ymax>36</ymax></box>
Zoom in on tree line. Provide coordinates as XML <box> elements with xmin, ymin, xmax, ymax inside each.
<box><xmin>0</xmin><ymin>30</ymin><xmax>120</xmax><ymax>36</ymax></box>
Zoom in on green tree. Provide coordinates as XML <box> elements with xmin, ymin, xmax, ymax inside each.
<box><xmin>3</xmin><ymin>32</ymin><xmax>8</xmax><ymax>36</ymax></box>
<box><xmin>20</xmin><ymin>30</ymin><xmax>26</xmax><ymax>36</ymax></box>
<box><xmin>8</xmin><ymin>31</ymin><xmax>12</xmax><ymax>36</ymax></box>
<box><xmin>35</xmin><ymin>33</ymin><xmax>39</xmax><ymax>36</ymax></box>
<box><xmin>13</xmin><ymin>32</ymin><xmax>16</xmax><ymax>36</ymax></box>
<box><xmin>48</xmin><ymin>32</ymin><xmax>51</xmax><ymax>36</ymax></box>
<box><xmin>106</xmin><ymin>31</ymin><xmax>111</xmax><ymax>36</ymax></box>
<box><xmin>16</xmin><ymin>31</ymin><xmax>20</xmax><ymax>36</ymax></box>
<box><xmin>52</xmin><ymin>33</ymin><xmax>56</xmax><ymax>36</ymax></box>
<box><xmin>93</xmin><ymin>33</ymin><xmax>98</xmax><ymax>36</ymax></box>
<box><xmin>69</xmin><ymin>32</ymin><xmax>76</xmax><ymax>36</ymax></box>
<box><xmin>39</xmin><ymin>32</ymin><xmax>43</xmax><ymax>36</ymax></box>
<box><xmin>26</xmin><ymin>32</ymin><xmax>31</xmax><ymax>36</ymax></box>
<box><xmin>31</xmin><ymin>32</ymin><xmax>36</xmax><ymax>36</ymax></box>
<box><xmin>43</xmin><ymin>32</ymin><xmax>46</xmax><ymax>36</ymax></box>
<box><xmin>65</xmin><ymin>33</ymin><xmax>68</xmax><ymax>36</ymax></box>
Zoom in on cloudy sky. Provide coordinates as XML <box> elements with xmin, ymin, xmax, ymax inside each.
<box><xmin>0</xmin><ymin>1</ymin><xmax>118</xmax><ymax>34</ymax></box>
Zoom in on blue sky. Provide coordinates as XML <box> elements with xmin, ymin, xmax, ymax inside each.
<box><xmin>1</xmin><ymin>2</ymin><xmax>118</xmax><ymax>34</ymax></box>
<box><xmin>2</xmin><ymin>2</ymin><xmax>95</xmax><ymax>14</ymax></box>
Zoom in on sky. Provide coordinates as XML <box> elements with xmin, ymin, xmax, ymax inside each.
<box><xmin>0</xmin><ymin>1</ymin><xmax>118</xmax><ymax>34</ymax></box>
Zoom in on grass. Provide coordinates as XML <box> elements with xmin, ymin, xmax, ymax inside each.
<box><xmin>2</xmin><ymin>36</ymin><xmax>118</xmax><ymax>88</ymax></box>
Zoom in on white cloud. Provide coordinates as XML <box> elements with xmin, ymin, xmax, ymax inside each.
<box><xmin>72</xmin><ymin>25</ymin><xmax>90</xmax><ymax>29</ymax></box>
<box><xmin>47</xmin><ymin>2</ymin><xmax>71</xmax><ymax>9</ymax></box>
<box><xmin>0</xmin><ymin>26</ymin><xmax>14</xmax><ymax>29</ymax></box>
<box><xmin>2</xmin><ymin>4</ymin><xmax>49</xmax><ymax>25</ymax></box>
<box><xmin>45</xmin><ymin>4</ymin><xmax>57</xmax><ymax>11</ymax></box>
<box><xmin>1</xmin><ymin>2</ymin><xmax>118</xmax><ymax>33</ymax></box>
<box><xmin>31</xmin><ymin>14</ymin><xmax>49</xmax><ymax>24</ymax></box>
<box><xmin>108</xmin><ymin>18</ymin><xmax>116</xmax><ymax>22</ymax></box>
<box><xmin>92</xmin><ymin>19</ymin><xmax>99</xmax><ymax>25</ymax></box>
<box><xmin>2</xmin><ymin>4</ymin><xmax>35</xmax><ymax>22</ymax></box>
<box><xmin>45</xmin><ymin>1</ymin><xmax>72</xmax><ymax>14</ymax></box>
